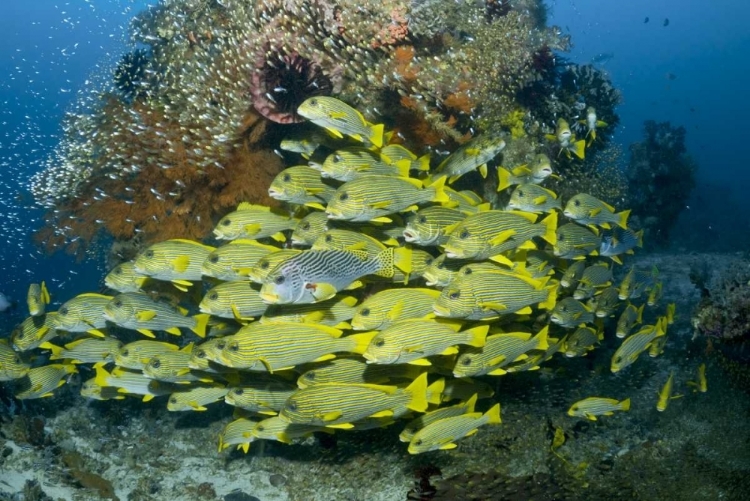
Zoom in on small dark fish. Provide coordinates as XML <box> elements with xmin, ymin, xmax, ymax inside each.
<box><xmin>590</xmin><ymin>52</ymin><xmax>614</xmax><ymax>65</ymax></box>
<box><xmin>663</xmin><ymin>18</ymin><xmax>669</xmax><ymax>27</ymax></box>
<box><xmin>644</xmin><ymin>17</ymin><xmax>649</xmax><ymax>24</ymax></box>
<box><xmin>666</xmin><ymin>73</ymin><xmax>677</xmax><ymax>81</ymax></box>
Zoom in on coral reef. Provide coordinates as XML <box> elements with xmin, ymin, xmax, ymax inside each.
<box><xmin>625</xmin><ymin>120</ymin><xmax>697</xmax><ymax>247</ymax></box>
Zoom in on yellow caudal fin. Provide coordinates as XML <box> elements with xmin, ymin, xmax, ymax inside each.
<box><xmin>617</xmin><ymin>209</ymin><xmax>631</xmax><ymax>229</ymax></box>
<box><xmin>497</xmin><ymin>167</ymin><xmax>512</xmax><ymax>192</ymax></box>
<box><xmin>416</xmin><ymin>153</ymin><xmax>431</xmax><ymax>172</ymax></box>
<box><xmin>619</xmin><ymin>398</ymin><xmax>631</xmax><ymax>411</ymax></box>
<box><xmin>464</xmin><ymin>325</ymin><xmax>490</xmax><ymax>347</ymax></box>
<box><xmin>426</xmin><ymin>377</ymin><xmax>445</xmax><ymax>405</ymax></box>
<box><xmin>427</xmin><ymin>175</ymin><xmax>450</xmax><ymax>204</ymax></box>
<box><xmin>405</xmin><ymin>372</ymin><xmax>429</xmax><ymax>412</ymax></box>
<box><xmin>41</xmin><ymin>281</ymin><xmax>51</xmax><ymax>304</ymax></box>
<box><xmin>93</xmin><ymin>362</ymin><xmax>110</xmax><ymax>387</ymax></box>
<box><xmin>484</xmin><ymin>402</ymin><xmax>502</xmax><ymax>425</ymax></box>
<box><xmin>572</xmin><ymin>139</ymin><xmax>586</xmax><ymax>159</ymax></box>
<box><xmin>348</xmin><ymin>331</ymin><xmax>378</xmax><ymax>354</ymax></box>
<box><xmin>191</xmin><ymin>313</ymin><xmax>210</xmax><ymax>338</ymax></box>
<box><xmin>539</xmin><ymin>284</ymin><xmax>557</xmax><ymax>310</ymax></box>
<box><xmin>530</xmin><ymin>325</ymin><xmax>549</xmax><ymax>351</ymax></box>
<box><xmin>46</xmin><ymin>343</ymin><xmax>64</xmax><ymax>360</ymax></box>
<box><xmin>393</xmin><ymin>246</ymin><xmax>413</xmax><ymax>275</ymax></box>
<box><xmin>370</xmin><ymin>123</ymin><xmax>385</xmax><ymax>148</ymax></box>
<box><xmin>540</xmin><ymin>211</ymin><xmax>558</xmax><ymax>245</ymax></box>
<box><xmin>635</xmin><ymin>229</ymin><xmax>644</xmax><ymax>248</ymax></box>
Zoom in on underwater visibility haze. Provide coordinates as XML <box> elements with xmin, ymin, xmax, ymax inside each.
<box><xmin>1</xmin><ymin>1</ymin><xmax>749</xmax><ymax>500</ymax></box>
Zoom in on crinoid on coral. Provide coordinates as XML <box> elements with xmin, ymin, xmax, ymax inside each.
<box><xmin>113</xmin><ymin>48</ymin><xmax>153</xmax><ymax>103</ymax></box>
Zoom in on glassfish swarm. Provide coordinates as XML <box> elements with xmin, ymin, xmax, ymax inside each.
<box><xmin>7</xmin><ymin>97</ymin><xmax>681</xmax><ymax>457</ymax></box>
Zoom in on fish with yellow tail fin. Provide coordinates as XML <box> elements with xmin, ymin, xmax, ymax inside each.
<box><xmin>550</xmin><ymin>297</ymin><xmax>594</xmax><ymax>327</ymax></box>
<box><xmin>80</xmin><ymin>378</ymin><xmax>125</xmax><ymax>401</ymax></box>
<box><xmin>403</xmin><ymin>206</ymin><xmax>469</xmax><ymax>246</ymax></box>
<box><xmin>104</xmin><ymin>262</ymin><xmax>149</xmax><ymax>292</ymax></box>
<box><xmin>507</xmin><ymin>184</ymin><xmax>562</xmax><ymax>213</ymax></box>
<box><xmin>15</xmin><ymin>364</ymin><xmax>77</xmax><ymax>399</ymax></box>
<box><xmin>580</xmin><ymin>107</ymin><xmax>608</xmax><ymax>144</ymax></box>
<box><xmin>351</xmin><ymin>288</ymin><xmax>440</xmax><ymax>331</ymax></box>
<box><xmin>432</xmin><ymin>134</ymin><xmax>506</xmax><ymax>183</ymax></box>
<box><xmin>47</xmin><ymin>336</ymin><xmax>123</xmax><ymax>364</ymax></box>
<box><xmin>279</xmin><ymin>371</ymin><xmax>431</xmax><ymax>428</ymax></box>
<box><xmin>167</xmin><ymin>384</ymin><xmax>228</xmax><ymax>411</ymax></box>
<box><xmin>134</xmin><ymin>239</ymin><xmax>216</xmax><ymax>292</ymax></box>
<box><xmin>564</xmin><ymin>326</ymin><xmax>602</xmax><ymax>357</ymax></box>
<box><xmin>27</xmin><ymin>282</ymin><xmax>50</xmax><ymax>317</ymax></box>
<box><xmin>93</xmin><ymin>363</ymin><xmax>175</xmax><ymax>402</ymax></box>
<box><xmin>434</xmin><ymin>271</ymin><xmax>557</xmax><ymax>321</ymax></box>
<box><xmin>143</xmin><ymin>343</ymin><xmax>211</xmax><ymax>384</ymax></box>
<box><xmin>291</xmin><ymin>212</ymin><xmax>330</xmax><ymax>246</ymax></box>
<box><xmin>647</xmin><ymin>282</ymin><xmax>663</xmax><ymax>306</ymax></box>
<box><xmin>55</xmin><ymin>293</ymin><xmax>112</xmax><ymax>337</ymax></box>
<box><xmin>408</xmin><ymin>402</ymin><xmax>501</xmax><ymax>454</ymax></box>
<box><xmin>103</xmin><ymin>292</ymin><xmax>209</xmax><ymax>338</ymax></box>
<box><xmin>245</xmin><ymin>249</ymin><xmax>303</xmax><ymax>284</ymax></box>
<box><xmin>553</xmin><ymin>223</ymin><xmax>602</xmax><ymax>260</ymax></box>
<box><xmin>560</xmin><ymin>260</ymin><xmax>586</xmax><ymax>289</ymax></box>
<box><xmin>611</xmin><ymin>317</ymin><xmax>667</xmax><ymax>373</ymax></box>
<box><xmin>599</xmin><ymin>227</ymin><xmax>643</xmax><ymax>264</ymax></box>
<box><xmin>297</xmin><ymin>96</ymin><xmax>384</xmax><ymax>148</ymax></box>
<box><xmin>224</xmin><ymin>381</ymin><xmax>298</xmax><ymax>414</ymax></box>
<box><xmin>268</xmin><ymin>165</ymin><xmax>336</xmax><ymax>209</ymax></box>
<box><xmin>260</xmin><ymin>294</ymin><xmax>358</xmax><ymax>328</ymax></box>
<box><xmin>379</xmin><ymin>144</ymin><xmax>430</xmax><ymax>174</ymax></box>
<box><xmin>201</xmin><ymin>240</ymin><xmax>279</xmax><ymax>282</ymax></box>
<box><xmin>573</xmin><ymin>262</ymin><xmax>613</xmax><ymax>300</ymax></box>
<box><xmin>618</xmin><ymin>265</ymin><xmax>658</xmax><ymax>300</ymax></box>
<box><xmin>546</xmin><ymin>118</ymin><xmax>586</xmax><ymax>159</ymax></box>
<box><xmin>312</xmin><ymin>229</ymin><xmax>388</xmax><ymax>258</ymax></box>
<box><xmin>400</xmin><ymin>394</ymin><xmax>478</xmax><ymax>442</ymax></box>
<box><xmin>218</xmin><ymin>418</ymin><xmax>256</xmax><ymax>453</ymax></box>
<box><xmin>452</xmin><ymin>326</ymin><xmax>549</xmax><ymax>377</ymax></box>
<box><xmin>218</xmin><ymin>322</ymin><xmax>376</xmax><ymax>372</ymax></box>
<box><xmin>0</xmin><ymin>340</ymin><xmax>30</xmax><ymax>381</ymax></box>
<box><xmin>212</xmin><ymin>203</ymin><xmax>297</xmax><ymax>242</ymax></box>
<box><xmin>199</xmin><ymin>281</ymin><xmax>268</xmax><ymax>321</ymax></box>
<box><xmin>616</xmin><ymin>303</ymin><xmax>644</xmax><ymax>338</ymax></box>
<box><xmin>656</xmin><ymin>371</ymin><xmax>683</xmax><ymax>412</ymax></box>
<box><xmin>318</xmin><ymin>147</ymin><xmax>410</xmax><ymax>182</ymax></box>
<box><xmin>593</xmin><ymin>287</ymin><xmax>621</xmax><ymax>318</ymax></box>
<box><xmin>11</xmin><ymin>313</ymin><xmax>60</xmax><ymax>351</ymax></box>
<box><xmin>442</xmin><ymin>210</ymin><xmax>557</xmax><ymax>264</ymax></box>
<box><xmin>362</xmin><ymin>320</ymin><xmax>489</xmax><ymax>365</ymax></box>
<box><xmin>114</xmin><ymin>340</ymin><xmax>181</xmax><ymax>370</ymax></box>
<box><xmin>564</xmin><ymin>193</ymin><xmax>630</xmax><ymax>230</ymax></box>
<box><xmin>296</xmin><ymin>357</ymin><xmax>422</xmax><ymax>388</ymax></box>
<box><xmin>259</xmin><ymin>248</ymin><xmax>409</xmax><ymax>305</ymax></box>
<box><xmin>687</xmin><ymin>363</ymin><xmax>708</xmax><ymax>393</ymax></box>
<box><xmin>496</xmin><ymin>153</ymin><xmax>555</xmax><ymax>192</ymax></box>
<box><xmin>325</xmin><ymin>175</ymin><xmax>449</xmax><ymax>223</ymax></box>
<box><xmin>567</xmin><ymin>397</ymin><xmax>630</xmax><ymax>421</ymax></box>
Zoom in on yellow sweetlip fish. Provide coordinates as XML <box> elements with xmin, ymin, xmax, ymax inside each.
<box><xmin>400</xmin><ymin>394</ymin><xmax>478</xmax><ymax>443</ymax></box>
<box><xmin>224</xmin><ymin>381</ymin><xmax>297</xmax><ymax>414</ymax></box>
<box><xmin>403</xmin><ymin>206</ymin><xmax>468</xmax><ymax>246</ymax></box>
<box><xmin>563</xmin><ymin>193</ymin><xmax>631</xmax><ymax>230</ymax></box>
<box><xmin>167</xmin><ymin>384</ymin><xmax>229</xmax><ymax>412</ymax></box>
<box><xmin>432</xmin><ymin>134</ymin><xmax>506</xmax><ymax>183</ymax></box>
<box><xmin>507</xmin><ymin>184</ymin><xmax>562</xmax><ymax>214</ymax></box>
<box><xmin>379</xmin><ymin>144</ymin><xmax>430</xmax><ymax>174</ymax></box>
<box><xmin>687</xmin><ymin>363</ymin><xmax>708</xmax><ymax>393</ymax></box>
<box><xmin>546</xmin><ymin>118</ymin><xmax>585</xmax><ymax>160</ymax></box>
<box><xmin>80</xmin><ymin>378</ymin><xmax>125</xmax><ymax>401</ymax></box>
<box><xmin>453</xmin><ymin>327</ymin><xmax>549</xmax><ymax>377</ymax></box>
<box><xmin>560</xmin><ymin>260</ymin><xmax>586</xmax><ymax>288</ymax></box>
<box><xmin>0</xmin><ymin>341</ymin><xmax>30</xmax><ymax>381</ymax></box>
<box><xmin>291</xmin><ymin>212</ymin><xmax>330</xmax><ymax>246</ymax></box>
<box><xmin>297</xmin><ymin>96</ymin><xmax>384</xmax><ymax>148</ymax></box>
<box><xmin>326</xmin><ymin>175</ymin><xmax>449</xmax><ymax>223</ymax></box>
<box><xmin>56</xmin><ymin>293</ymin><xmax>113</xmax><ymax>336</ymax></box>
<box><xmin>279</xmin><ymin>372</ymin><xmax>432</xmax><ymax>429</ymax></box>
<box><xmin>218</xmin><ymin>322</ymin><xmax>375</xmax><ymax>372</ymax></box>
<box><xmin>114</xmin><ymin>340</ymin><xmax>181</xmax><ymax>370</ymax></box>
<box><xmin>27</xmin><ymin>281</ymin><xmax>50</xmax><ymax>316</ymax></box>
<box><xmin>213</xmin><ymin>202</ymin><xmax>297</xmax><ymax>242</ymax></box>
<box><xmin>201</xmin><ymin>239</ymin><xmax>279</xmax><ymax>282</ymax></box>
<box><xmin>616</xmin><ymin>303</ymin><xmax>644</xmax><ymax>338</ymax></box>
<box><xmin>599</xmin><ymin>227</ymin><xmax>643</xmax><ymax>264</ymax></box>
<box><xmin>422</xmin><ymin>254</ymin><xmax>474</xmax><ymax>288</ymax></box>
<box><xmin>134</xmin><ymin>239</ymin><xmax>216</xmax><ymax>291</ymax></box>
<box><xmin>656</xmin><ymin>371</ymin><xmax>682</xmax><ymax>412</ymax></box>
<box><xmin>104</xmin><ymin>261</ymin><xmax>149</xmax><ymax>293</ymax></box>
<box><xmin>568</xmin><ymin>397</ymin><xmax>630</xmax><ymax>420</ymax></box>
<box><xmin>580</xmin><ymin>106</ymin><xmax>608</xmax><ymax>144</ymax></box>
<box><xmin>434</xmin><ymin>271</ymin><xmax>557</xmax><ymax>321</ymax></box>
<box><xmin>93</xmin><ymin>364</ymin><xmax>174</xmax><ymax>402</ymax></box>
<box><xmin>496</xmin><ymin>153</ymin><xmax>555</xmax><ymax>192</ymax></box>
<box><xmin>550</xmin><ymin>297</ymin><xmax>594</xmax><ymax>328</ymax></box>
<box><xmin>268</xmin><ymin>165</ymin><xmax>336</xmax><ymax>209</ymax></box>
<box><xmin>553</xmin><ymin>223</ymin><xmax>602</xmax><ymax>260</ymax></box>
<box><xmin>260</xmin><ymin>294</ymin><xmax>358</xmax><ymax>328</ymax></box>
<box><xmin>617</xmin><ymin>265</ymin><xmax>658</xmax><ymax>301</ymax></box>
<box><xmin>442</xmin><ymin>210</ymin><xmax>557</xmax><ymax>265</ymax></box>
<box><xmin>350</xmin><ymin>287</ymin><xmax>440</xmax><ymax>331</ymax></box>
<box><xmin>188</xmin><ymin>337</ymin><xmax>230</xmax><ymax>371</ymax></box>
<box><xmin>47</xmin><ymin>336</ymin><xmax>123</xmax><ymax>364</ymax></box>
<box><xmin>592</xmin><ymin>287</ymin><xmax>621</xmax><ymax>318</ymax></box>
<box><xmin>11</xmin><ymin>312</ymin><xmax>60</xmax><ymax>351</ymax></box>
<box><xmin>143</xmin><ymin>344</ymin><xmax>211</xmax><ymax>384</ymax></box>
<box><xmin>103</xmin><ymin>292</ymin><xmax>209</xmax><ymax>338</ymax></box>
<box><xmin>218</xmin><ymin>418</ymin><xmax>255</xmax><ymax>453</ymax></box>
<box><xmin>199</xmin><ymin>281</ymin><xmax>268</xmax><ymax>321</ymax></box>
<box><xmin>296</xmin><ymin>357</ymin><xmax>422</xmax><ymax>388</ymax></box>
<box><xmin>408</xmin><ymin>402</ymin><xmax>501</xmax><ymax>454</ymax></box>
<box><xmin>611</xmin><ymin>318</ymin><xmax>667</xmax><ymax>373</ymax></box>
<box><xmin>318</xmin><ymin>147</ymin><xmax>410</xmax><ymax>182</ymax></box>
<box><xmin>564</xmin><ymin>326</ymin><xmax>602</xmax><ymax>357</ymax></box>
<box><xmin>15</xmin><ymin>364</ymin><xmax>77</xmax><ymax>399</ymax></box>
<box><xmin>363</xmin><ymin>320</ymin><xmax>489</xmax><ymax>365</ymax></box>
<box><xmin>573</xmin><ymin>262</ymin><xmax>613</xmax><ymax>300</ymax></box>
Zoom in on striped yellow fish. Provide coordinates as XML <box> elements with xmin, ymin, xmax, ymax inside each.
<box><xmin>290</xmin><ymin>212</ymin><xmax>330</xmax><ymax>247</ymax></box>
<box><xmin>403</xmin><ymin>206</ymin><xmax>468</xmax><ymax>246</ymax></box>
<box><xmin>319</xmin><ymin>147</ymin><xmax>409</xmax><ymax>182</ymax></box>
<box><xmin>553</xmin><ymin>223</ymin><xmax>601</xmax><ymax>260</ymax></box>
<box><xmin>325</xmin><ymin>175</ymin><xmax>449</xmax><ymax>223</ymax></box>
<box><xmin>611</xmin><ymin>318</ymin><xmax>666</xmax><ymax>373</ymax></box>
<box><xmin>15</xmin><ymin>364</ymin><xmax>77</xmax><ymax>399</ymax></box>
<box><xmin>656</xmin><ymin>371</ymin><xmax>681</xmax><ymax>412</ymax></box>
<box><xmin>573</xmin><ymin>262</ymin><xmax>613</xmax><ymax>300</ymax></box>
<box><xmin>363</xmin><ymin>320</ymin><xmax>488</xmax><ymax>365</ymax></box>
<box><xmin>268</xmin><ymin>165</ymin><xmax>336</xmax><ymax>209</ymax></box>
<box><xmin>199</xmin><ymin>281</ymin><xmax>268</xmax><ymax>321</ymax></box>
<box><xmin>434</xmin><ymin>271</ymin><xmax>557</xmax><ymax>321</ymax></box>
<box><xmin>114</xmin><ymin>340</ymin><xmax>181</xmax><ymax>370</ymax></box>
<box><xmin>279</xmin><ymin>371</ymin><xmax>431</xmax><ymax>428</ymax></box>
<box><xmin>592</xmin><ymin>286</ymin><xmax>621</xmax><ymax>318</ymax></box>
<box><xmin>134</xmin><ymin>239</ymin><xmax>215</xmax><ymax>291</ymax></box>
<box><xmin>687</xmin><ymin>363</ymin><xmax>707</xmax><ymax>393</ymax></box>
<box><xmin>11</xmin><ymin>312</ymin><xmax>60</xmax><ymax>351</ymax></box>
<box><xmin>408</xmin><ymin>402</ymin><xmax>501</xmax><ymax>454</ymax></box>
<box><xmin>496</xmin><ymin>153</ymin><xmax>555</xmax><ymax>192</ymax></box>
<box><xmin>550</xmin><ymin>297</ymin><xmax>594</xmax><ymax>328</ymax></box>
<box><xmin>93</xmin><ymin>364</ymin><xmax>175</xmax><ymax>402</ymax></box>
<box><xmin>351</xmin><ymin>288</ymin><xmax>440</xmax><ymax>331</ymax></box>
<box><xmin>616</xmin><ymin>303</ymin><xmax>644</xmax><ymax>338</ymax></box>
<box><xmin>104</xmin><ymin>262</ymin><xmax>149</xmax><ymax>293</ymax></box>
<box><xmin>296</xmin><ymin>357</ymin><xmax>422</xmax><ymax>388</ymax></box>
<box><xmin>213</xmin><ymin>202</ymin><xmax>296</xmax><ymax>242</ymax></box>
<box><xmin>218</xmin><ymin>322</ymin><xmax>376</xmax><ymax>372</ymax></box>
<box><xmin>0</xmin><ymin>341</ymin><xmax>30</xmax><ymax>381</ymax></box>
<box><xmin>218</xmin><ymin>418</ymin><xmax>257</xmax><ymax>453</ymax></box>
<box><xmin>201</xmin><ymin>240</ymin><xmax>279</xmax><ymax>282</ymax></box>
<box><xmin>507</xmin><ymin>184</ymin><xmax>561</xmax><ymax>213</ymax></box>
<box><xmin>564</xmin><ymin>326</ymin><xmax>601</xmax><ymax>357</ymax></box>
<box><xmin>297</xmin><ymin>96</ymin><xmax>384</xmax><ymax>148</ymax></box>
<box><xmin>422</xmin><ymin>254</ymin><xmax>474</xmax><ymax>287</ymax></box>
<box><xmin>560</xmin><ymin>260</ymin><xmax>586</xmax><ymax>288</ymax></box>
<box><xmin>433</xmin><ymin>134</ymin><xmax>506</xmax><ymax>183</ymax></box>
<box><xmin>80</xmin><ymin>378</ymin><xmax>125</xmax><ymax>401</ymax></box>
<box><xmin>564</xmin><ymin>193</ymin><xmax>630</xmax><ymax>229</ymax></box>
<box><xmin>56</xmin><ymin>293</ymin><xmax>112</xmax><ymax>336</ymax></box>
<box><xmin>167</xmin><ymin>384</ymin><xmax>229</xmax><ymax>411</ymax></box>
<box><xmin>103</xmin><ymin>292</ymin><xmax>209</xmax><ymax>338</ymax></box>
<box><xmin>453</xmin><ymin>326</ymin><xmax>549</xmax><ymax>377</ymax></box>
<box><xmin>567</xmin><ymin>397</ymin><xmax>630</xmax><ymax>421</ymax></box>
<box><xmin>188</xmin><ymin>337</ymin><xmax>232</xmax><ymax>371</ymax></box>
<box><xmin>143</xmin><ymin>343</ymin><xmax>210</xmax><ymax>384</ymax></box>
<box><xmin>47</xmin><ymin>336</ymin><xmax>123</xmax><ymax>364</ymax></box>
<box><xmin>27</xmin><ymin>281</ymin><xmax>50</xmax><ymax>316</ymax></box>
<box><xmin>260</xmin><ymin>294</ymin><xmax>358</xmax><ymax>328</ymax></box>
<box><xmin>400</xmin><ymin>394</ymin><xmax>478</xmax><ymax>442</ymax></box>
<box><xmin>379</xmin><ymin>144</ymin><xmax>430</xmax><ymax>173</ymax></box>
<box><xmin>225</xmin><ymin>381</ymin><xmax>297</xmax><ymax>414</ymax></box>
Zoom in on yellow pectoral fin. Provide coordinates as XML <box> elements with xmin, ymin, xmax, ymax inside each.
<box><xmin>533</xmin><ymin>195</ymin><xmax>548</xmax><ymax>205</ymax></box>
<box><xmin>243</xmin><ymin>223</ymin><xmax>261</xmax><ymax>236</ymax></box>
<box><xmin>371</xmin><ymin>201</ymin><xmax>392</xmax><ymax>209</ymax></box>
<box><xmin>479</xmin><ymin>302</ymin><xmax>507</xmax><ymax>312</ymax></box>
<box><xmin>87</xmin><ymin>329</ymin><xmax>106</xmax><ymax>338</ymax></box>
<box><xmin>439</xmin><ymin>442</ymin><xmax>458</xmax><ymax>450</ymax></box>
<box><xmin>172</xmin><ymin>255</ymin><xmax>190</xmax><ymax>273</ymax></box>
<box><xmin>369</xmin><ymin>410</ymin><xmax>394</xmax><ymax>418</ymax></box>
<box><xmin>589</xmin><ymin>207</ymin><xmax>602</xmax><ymax>217</ymax></box>
<box><xmin>478</xmin><ymin>164</ymin><xmax>488</xmax><ymax>178</ymax></box>
<box><xmin>165</xmin><ymin>327</ymin><xmax>182</xmax><ymax>336</ymax></box>
<box><xmin>488</xmin><ymin>355</ymin><xmax>507</xmax><ymax>366</ymax></box>
<box><xmin>136</xmin><ymin>310</ymin><xmax>157</xmax><ymax>322</ymax></box>
<box><xmin>322</xmin><ymin>411</ymin><xmax>343</xmax><ymax>422</ymax></box>
<box><xmin>326</xmin><ymin>423</ymin><xmax>354</xmax><ymax>429</ymax></box>
<box><xmin>270</xmin><ymin>232</ymin><xmax>287</xmax><ymax>242</ymax></box>
<box><xmin>304</xmin><ymin>202</ymin><xmax>326</xmax><ymax>211</ymax></box>
<box><xmin>489</xmin><ymin>229</ymin><xmax>517</xmax><ymax>246</ymax></box>
<box><xmin>136</xmin><ymin>328</ymin><xmax>156</xmax><ymax>338</ymax></box>
<box><xmin>407</xmin><ymin>358</ymin><xmax>432</xmax><ymax>366</ymax></box>
<box><xmin>311</xmin><ymin>283</ymin><xmax>338</xmax><ymax>302</ymax></box>
<box><xmin>311</xmin><ymin>354</ymin><xmax>337</xmax><ymax>363</ymax></box>
<box><xmin>370</xmin><ymin>217</ymin><xmax>393</xmax><ymax>223</ymax></box>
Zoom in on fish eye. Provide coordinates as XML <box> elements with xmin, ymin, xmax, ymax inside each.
<box><xmin>145</xmin><ymin>250</ymin><xmax>154</xmax><ymax>258</ymax></box>
<box><xmin>309</xmin><ymin>98</ymin><xmax>317</xmax><ymax>107</ymax></box>
<box><xmin>196</xmin><ymin>349</ymin><xmax>206</xmax><ymax>359</ymax></box>
<box><xmin>459</xmin><ymin>229</ymin><xmax>469</xmax><ymax>239</ymax></box>
<box><xmin>518</xmin><ymin>190</ymin><xmax>524</xmax><ymax>197</ymax></box>
<box><xmin>561</xmin><ymin>306</ymin><xmax>568</xmax><ymax>312</ymax></box>
<box><xmin>558</xmin><ymin>233</ymin><xmax>565</xmax><ymax>241</ymax></box>
<box><xmin>260</xmin><ymin>261</ymin><xmax>269</xmax><ymax>269</ymax></box>
<box><xmin>233</xmin><ymin>388</ymin><xmax>244</xmax><ymax>395</ymax></box>
<box><xmin>14</xmin><ymin>356</ymin><xmax>21</xmax><ymax>364</ymax></box>
<box><xmin>614</xmin><ymin>356</ymin><xmax>621</xmax><ymax>363</ymax></box>
<box><xmin>414</xmin><ymin>439</ymin><xmax>422</xmax><ymax>446</ymax></box>
<box><xmin>222</xmin><ymin>218</ymin><xmax>231</xmax><ymax>226</ymax></box>
<box><xmin>216</xmin><ymin>340</ymin><xmax>226</xmax><ymax>349</ymax></box>
<box><xmin>287</xmin><ymin>400</ymin><xmax>298</xmax><ymax>412</ymax></box>
<box><xmin>574</xmin><ymin>199</ymin><xmax>581</xmax><ymax>207</ymax></box>
<box><xmin>449</xmin><ymin>291</ymin><xmax>460</xmax><ymax>300</ymax></box>
<box><xmin>425</xmin><ymin>258</ymin><xmax>433</xmax><ymax>265</ymax></box>
<box><xmin>170</xmin><ymin>397</ymin><xmax>177</xmax><ymax>404</ymax></box>
<box><xmin>305</xmin><ymin>372</ymin><xmax>315</xmax><ymax>380</ymax></box>
<box><xmin>437</xmin><ymin>261</ymin><xmax>445</xmax><ymax>269</ymax></box>
<box><xmin>301</xmin><ymin>222</ymin><xmax>310</xmax><ymax>230</ymax></box>
<box><xmin>464</xmin><ymin>267</ymin><xmax>473</xmax><ymax>275</ymax></box>
<box><xmin>114</xmin><ymin>266</ymin><xmax>123</xmax><ymax>275</ymax></box>
<box><xmin>209</xmin><ymin>292</ymin><xmax>218</xmax><ymax>300</ymax></box>
<box><xmin>333</xmin><ymin>154</ymin><xmax>341</xmax><ymax>163</ymax></box>
<box><xmin>113</xmin><ymin>299</ymin><xmax>122</xmax><ymax>308</ymax></box>
<box><xmin>256</xmin><ymin>424</ymin><xmax>265</xmax><ymax>432</ymax></box>
<box><xmin>209</xmin><ymin>254</ymin><xmax>219</xmax><ymax>263</ymax></box>
<box><xmin>359</xmin><ymin>308</ymin><xmax>370</xmax><ymax>316</ymax></box>
<box><xmin>282</xmin><ymin>173</ymin><xmax>291</xmax><ymax>182</ymax></box>
<box><xmin>374</xmin><ymin>339</ymin><xmax>385</xmax><ymax>347</ymax></box>
<box><xmin>59</xmin><ymin>307</ymin><xmax>69</xmax><ymax>316</ymax></box>
<box><xmin>274</xmin><ymin>275</ymin><xmax>285</xmax><ymax>285</ymax></box>
<box><xmin>339</xmin><ymin>192</ymin><xmax>349</xmax><ymax>201</ymax></box>
<box><xmin>418</xmin><ymin>216</ymin><xmax>427</xmax><ymax>224</ymax></box>
<box><xmin>325</xmin><ymin>235</ymin><xmax>333</xmax><ymax>243</ymax></box>
<box><xmin>229</xmin><ymin>342</ymin><xmax>239</xmax><ymax>352</ymax></box>
<box><xmin>150</xmin><ymin>359</ymin><xmax>161</xmax><ymax>369</ymax></box>
<box><xmin>461</xmin><ymin>357</ymin><xmax>471</xmax><ymax>366</ymax></box>
<box><xmin>121</xmin><ymin>349</ymin><xmax>129</xmax><ymax>357</ymax></box>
